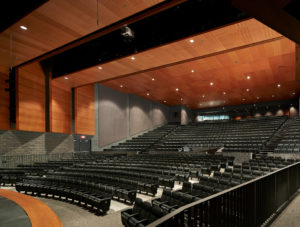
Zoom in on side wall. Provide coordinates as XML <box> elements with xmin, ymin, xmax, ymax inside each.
<box><xmin>0</xmin><ymin>130</ymin><xmax>73</xmax><ymax>156</ymax></box>
<box><xmin>93</xmin><ymin>84</ymin><xmax>169</xmax><ymax>150</ymax></box>
<box><xmin>0</xmin><ymin>67</ymin><xmax>9</xmax><ymax>130</ymax></box>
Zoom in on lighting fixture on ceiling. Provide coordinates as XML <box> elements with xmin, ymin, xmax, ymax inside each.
<box><xmin>98</xmin><ymin>66</ymin><xmax>102</xmax><ymax>70</ymax></box>
<box><xmin>292</xmin><ymin>92</ymin><xmax>295</xmax><ymax>95</ymax></box>
<box><xmin>20</xmin><ymin>25</ymin><xmax>27</xmax><ymax>30</ymax></box>
<box><xmin>257</xmin><ymin>97</ymin><xmax>259</xmax><ymax>99</ymax></box>
<box><xmin>120</xmin><ymin>85</ymin><xmax>123</xmax><ymax>88</ymax></box>
<box><xmin>191</xmin><ymin>69</ymin><xmax>194</xmax><ymax>73</ymax></box>
<box><xmin>163</xmin><ymin>100</ymin><xmax>166</xmax><ymax>103</ymax></box>
<box><xmin>130</xmin><ymin>56</ymin><xmax>135</xmax><ymax>60</ymax></box>
<box><xmin>223</xmin><ymin>92</ymin><xmax>226</xmax><ymax>95</ymax></box>
<box><xmin>64</xmin><ymin>77</ymin><xmax>68</xmax><ymax>80</ymax></box>
<box><xmin>189</xmin><ymin>39</ymin><xmax>194</xmax><ymax>43</ymax></box>
<box><xmin>152</xmin><ymin>78</ymin><xmax>155</xmax><ymax>81</ymax></box>
<box><xmin>200</xmin><ymin>103</ymin><xmax>202</xmax><ymax>106</ymax></box>
<box><xmin>247</xmin><ymin>75</ymin><xmax>251</xmax><ymax>80</ymax></box>
<box><xmin>210</xmin><ymin>82</ymin><xmax>214</xmax><ymax>86</ymax></box>
<box><xmin>202</xmin><ymin>95</ymin><xmax>205</xmax><ymax>98</ymax></box>
<box><xmin>242</xmin><ymin>98</ymin><xmax>245</xmax><ymax>101</ymax></box>
<box><xmin>147</xmin><ymin>93</ymin><xmax>150</xmax><ymax>96</ymax></box>
<box><xmin>272</xmin><ymin>95</ymin><xmax>275</xmax><ymax>98</ymax></box>
<box><xmin>277</xmin><ymin>84</ymin><xmax>281</xmax><ymax>88</ymax></box>
<box><xmin>246</xmin><ymin>88</ymin><xmax>250</xmax><ymax>92</ymax></box>
<box><xmin>175</xmin><ymin>88</ymin><xmax>179</xmax><ymax>91</ymax></box>
<box><xmin>181</xmin><ymin>98</ymin><xmax>183</xmax><ymax>101</ymax></box>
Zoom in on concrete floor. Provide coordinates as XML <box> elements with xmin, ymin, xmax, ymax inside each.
<box><xmin>270</xmin><ymin>191</ymin><xmax>300</xmax><ymax>227</ymax></box>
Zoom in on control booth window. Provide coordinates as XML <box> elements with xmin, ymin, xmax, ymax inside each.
<box><xmin>197</xmin><ymin>115</ymin><xmax>229</xmax><ymax>122</ymax></box>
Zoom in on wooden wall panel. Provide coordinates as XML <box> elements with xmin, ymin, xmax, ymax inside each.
<box><xmin>17</xmin><ymin>63</ymin><xmax>45</xmax><ymax>132</ymax></box>
<box><xmin>75</xmin><ymin>84</ymin><xmax>94</xmax><ymax>135</ymax></box>
<box><xmin>51</xmin><ymin>80</ymin><xmax>71</xmax><ymax>134</ymax></box>
<box><xmin>0</xmin><ymin>67</ymin><xmax>9</xmax><ymax>130</ymax></box>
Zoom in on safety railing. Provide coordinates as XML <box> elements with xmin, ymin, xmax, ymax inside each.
<box><xmin>147</xmin><ymin>162</ymin><xmax>300</xmax><ymax>227</ymax></box>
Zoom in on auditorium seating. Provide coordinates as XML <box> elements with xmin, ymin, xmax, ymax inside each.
<box><xmin>104</xmin><ymin>125</ymin><xmax>177</xmax><ymax>153</ymax></box>
<box><xmin>121</xmin><ymin>198</ymin><xmax>164</xmax><ymax>227</ymax></box>
<box><xmin>154</xmin><ymin>117</ymin><xmax>286</xmax><ymax>153</ymax></box>
<box><xmin>16</xmin><ymin>176</ymin><xmax>111</xmax><ymax>214</ymax></box>
<box><xmin>274</xmin><ymin>118</ymin><xmax>300</xmax><ymax>153</ymax></box>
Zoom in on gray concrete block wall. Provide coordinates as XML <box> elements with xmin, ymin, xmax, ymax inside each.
<box><xmin>0</xmin><ymin>130</ymin><xmax>73</xmax><ymax>156</ymax></box>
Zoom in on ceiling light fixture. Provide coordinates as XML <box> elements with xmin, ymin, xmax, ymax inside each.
<box><xmin>247</xmin><ymin>75</ymin><xmax>251</xmax><ymax>80</ymax></box>
<box><xmin>164</xmin><ymin>100</ymin><xmax>166</xmax><ymax>103</ymax></box>
<box><xmin>130</xmin><ymin>56</ymin><xmax>135</xmax><ymax>60</ymax></box>
<box><xmin>223</xmin><ymin>92</ymin><xmax>226</xmax><ymax>95</ymax></box>
<box><xmin>242</xmin><ymin>98</ymin><xmax>245</xmax><ymax>101</ymax></box>
<box><xmin>272</xmin><ymin>95</ymin><xmax>275</xmax><ymax>98</ymax></box>
<box><xmin>246</xmin><ymin>88</ymin><xmax>250</xmax><ymax>92</ymax></box>
<box><xmin>175</xmin><ymin>88</ymin><xmax>179</xmax><ymax>91</ymax></box>
<box><xmin>277</xmin><ymin>84</ymin><xmax>281</xmax><ymax>88</ymax></box>
<box><xmin>98</xmin><ymin>66</ymin><xmax>102</xmax><ymax>70</ymax></box>
<box><xmin>181</xmin><ymin>98</ymin><xmax>183</xmax><ymax>101</ymax></box>
<box><xmin>191</xmin><ymin>69</ymin><xmax>194</xmax><ymax>73</ymax></box>
<box><xmin>189</xmin><ymin>39</ymin><xmax>194</xmax><ymax>43</ymax></box>
<box><xmin>152</xmin><ymin>78</ymin><xmax>155</xmax><ymax>81</ymax></box>
<box><xmin>202</xmin><ymin>95</ymin><xmax>205</xmax><ymax>98</ymax></box>
<box><xmin>147</xmin><ymin>93</ymin><xmax>150</xmax><ymax>96</ymax></box>
<box><xmin>64</xmin><ymin>77</ymin><xmax>68</xmax><ymax>80</ymax></box>
<box><xmin>20</xmin><ymin>25</ymin><xmax>27</xmax><ymax>30</ymax></box>
<box><xmin>292</xmin><ymin>92</ymin><xmax>295</xmax><ymax>95</ymax></box>
<box><xmin>210</xmin><ymin>82</ymin><xmax>214</xmax><ymax>86</ymax></box>
<box><xmin>120</xmin><ymin>85</ymin><xmax>123</xmax><ymax>88</ymax></box>
<box><xmin>257</xmin><ymin>97</ymin><xmax>260</xmax><ymax>99</ymax></box>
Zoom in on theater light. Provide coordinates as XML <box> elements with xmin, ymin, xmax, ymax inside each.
<box><xmin>98</xmin><ymin>66</ymin><xmax>102</xmax><ymax>70</ymax></box>
<box><xmin>189</xmin><ymin>39</ymin><xmax>194</xmax><ymax>43</ymax></box>
<box><xmin>20</xmin><ymin>25</ymin><xmax>27</xmax><ymax>30</ymax></box>
<box><xmin>130</xmin><ymin>56</ymin><xmax>135</xmax><ymax>60</ymax></box>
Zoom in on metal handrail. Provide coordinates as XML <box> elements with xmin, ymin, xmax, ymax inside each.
<box><xmin>147</xmin><ymin>161</ymin><xmax>300</xmax><ymax>227</ymax></box>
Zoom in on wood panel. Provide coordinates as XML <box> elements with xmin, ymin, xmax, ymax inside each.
<box><xmin>54</xmin><ymin>19</ymin><xmax>283</xmax><ymax>87</ymax></box>
<box><xmin>0</xmin><ymin>0</ymin><xmax>164</xmax><ymax>71</ymax></box>
<box><xmin>17</xmin><ymin>63</ymin><xmax>45</xmax><ymax>132</ymax></box>
<box><xmin>75</xmin><ymin>84</ymin><xmax>94</xmax><ymax>135</ymax></box>
<box><xmin>0</xmin><ymin>189</ymin><xmax>62</xmax><ymax>227</ymax></box>
<box><xmin>0</xmin><ymin>67</ymin><xmax>9</xmax><ymax>130</ymax></box>
<box><xmin>102</xmin><ymin>38</ymin><xmax>300</xmax><ymax>109</ymax></box>
<box><xmin>51</xmin><ymin>80</ymin><xmax>71</xmax><ymax>134</ymax></box>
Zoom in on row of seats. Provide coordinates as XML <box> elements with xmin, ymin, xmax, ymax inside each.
<box><xmin>16</xmin><ymin>177</ymin><xmax>111</xmax><ymax>214</ymax></box>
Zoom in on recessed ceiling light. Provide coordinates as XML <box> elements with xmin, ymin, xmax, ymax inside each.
<box><xmin>246</xmin><ymin>88</ymin><xmax>250</xmax><ymax>92</ymax></box>
<box><xmin>175</xmin><ymin>88</ymin><xmax>179</xmax><ymax>91</ymax></box>
<box><xmin>200</xmin><ymin>103</ymin><xmax>202</xmax><ymax>106</ymax></box>
<box><xmin>223</xmin><ymin>92</ymin><xmax>226</xmax><ymax>95</ymax></box>
<box><xmin>277</xmin><ymin>84</ymin><xmax>281</xmax><ymax>88</ymax></box>
<box><xmin>20</xmin><ymin>25</ymin><xmax>27</xmax><ymax>30</ymax></box>
<box><xmin>180</xmin><ymin>98</ymin><xmax>183</xmax><ymax>101</ymax></box>
<box><xmin>257</xmin><ymin>97</ymin><xmax>260</xmax><ymax>99</ymax></box>
<box><xmin>130</xmin><ymin>56</ymin><xmax>135</xmax><ymax>60</ymax></box>
<box><xmin>189</xmin><ymin>39</ymin><xmax>194</xmax><ymax>43</ymax></box>
<box><xmin>210</xmin><ymin>82</ymin><xmax>214</xmax><ymax>86</ymax></box>
<box><xmin>242</xmin><ymin>98</ymin><xmax>245</xmax><ymax>101</ymax></box>
<box><xmin>152</xmin><ymin>78</ymin><xmax>155</xmax><ymax>81</ymax></box>
<box><xmin>98</xmin><ymin>66</ymin><xmax>102</xmax><ymax>70</ymax></box>
<box><xmin>120</xmin><ymin>85</ymin><xmax>123</xmax><ymax>88</ymax></box>
<box><xmin>64</xmin><ymin>77</ymin><xmax>68</xmax><ymax>80</ymax></box>
<box><xmin>202</xmin><ymin>95</ymin><xmax>205</xmax><ymax>98</ymax></box>
<box><xmin>164</xmin><ymin>100</ymin><xmax>166</xmax><ymax>103</ymax></box>
<box><xmin>147</xmin><ymin>93</ymin><xmax>150</xmax><ymax>96</ymax></box>
<box><xmin>191</xmin><ymin>69</ymin><xmax>194</xmax><ymax>73</ymax></box>
<box><xmin>247</xmin><ymin>75</ymin><xmax>251</xmax><ymax>80</ymax></box>
<box><xmin>272</xmin><ymin>94</ymin><xmax>275</xmax><ymax>98</ymax></box>
<box><xmin>292</xmin><ymin>92</ymin><xmax>295</xmax><ymax>95</ymax></box>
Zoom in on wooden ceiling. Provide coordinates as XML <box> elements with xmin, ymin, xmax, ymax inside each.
<box><xmin>54</xmin><ymin>19</ymin><xmax>283</xmax><ymax>87</ymax></box>
<box><xmin>0</xmin><ymin>0</ymin><xmax>164</xmax><ymax>71</ymax></box>
<box><xmin>102</xmin><ymin>37</ymin><xmax>299</xmax><ymax>109</ymax></box>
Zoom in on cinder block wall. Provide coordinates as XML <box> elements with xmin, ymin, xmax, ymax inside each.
<box><xmin>0</xmin><ymin>130</ymin><xmax>73</xmax><ymax>156</ymax></box>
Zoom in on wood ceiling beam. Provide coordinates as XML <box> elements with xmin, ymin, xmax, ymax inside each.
<box><xmin>15</xmin><ymin>0</ymin><xmax>187</xmax><ymax>69</ymax></box>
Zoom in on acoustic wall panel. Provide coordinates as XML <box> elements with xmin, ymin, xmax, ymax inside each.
<box><xmin>75</xmin><ymin>84</ymin><xmax>95</xmax><ymax>135</ymax></box>
<box><xmin>0</xmin><ymin>68</ymin><xmax>9</xmax><ymax>130</ymax></box>
<box><xmin>98</xmin><ymin>85</ymin><xmax>128</xmax><ymax>147</ymax></box>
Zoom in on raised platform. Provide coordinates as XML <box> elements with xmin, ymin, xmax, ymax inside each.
<box><xmin>0</xmin><ymin>189</ymin><xmax>62</xmax><ymax>227</ymax></box>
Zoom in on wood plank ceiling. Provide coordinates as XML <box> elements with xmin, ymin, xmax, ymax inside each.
<box><xmin>53</xmin><ymin>18</ymin><xmax>300</xmax><ymax>109</ymax></box>
<box><xmin>0</xmin><ymin>0</ymin><xmax>164</xmax><ymax>70</ymax></box>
